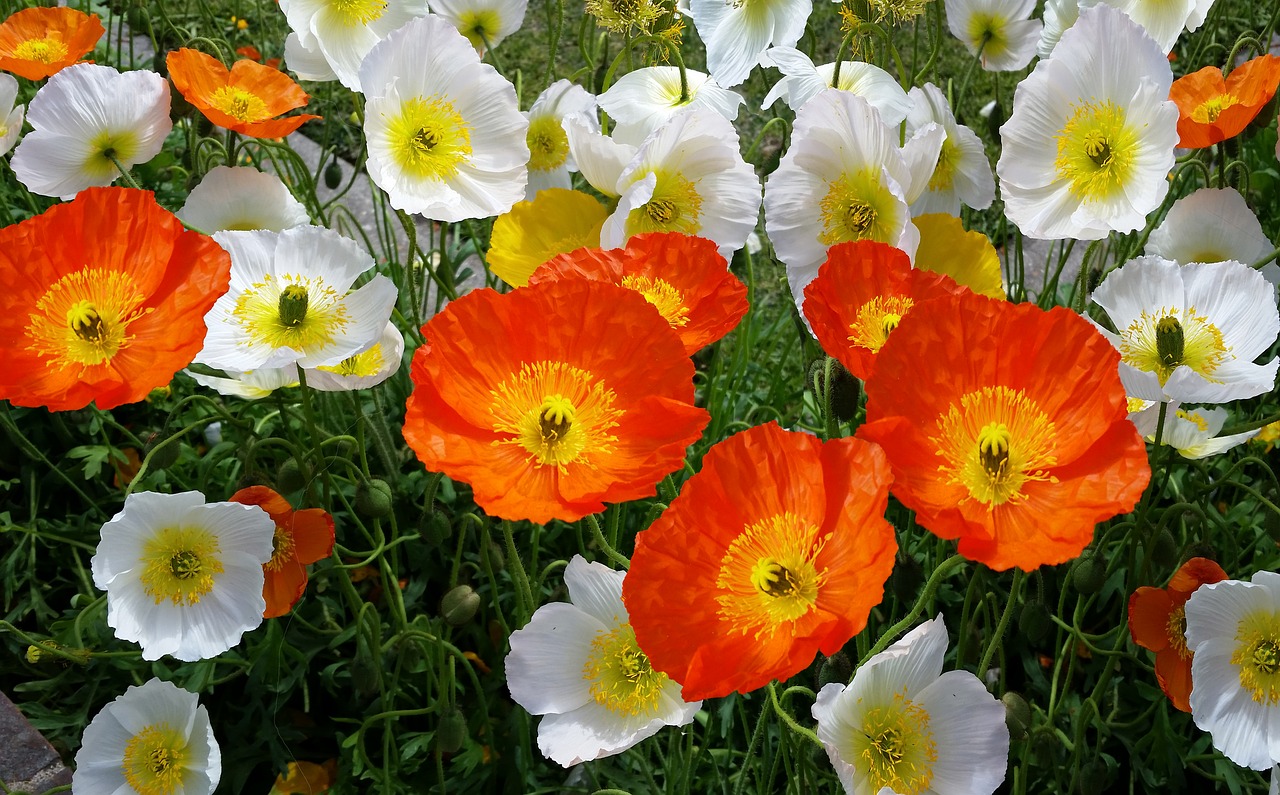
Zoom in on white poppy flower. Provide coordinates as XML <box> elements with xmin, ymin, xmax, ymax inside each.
<box><xmin>1129</xmin><ymin>403</ymin><xmax>1259</xmax><ymax>459</ymax></box>
<box><xmin>73</xmin><ymin>678</ymin><xmax>220</xmax><ymax>795</ymax></box>
<box><xmin>906</xmin><ymin>83</ymin><xmax>995</xmax><ymax>215</ymax></box>
<box><xmin>1036</xmin><ymin>0</ymin><xmax>1077</xmax><ymax>58</ymax></box>
<box><xmin>178</xmin><ymin>166</ymin><xmax>311</xmax><ymax>233</ymax></box>
<box><xmin>599</xmin><ymin>66</ymin><xmax>744</xmax><ymax>147</ymax></box>
<box><xmin>506</xmin><ymin>555</ymin><xmax>702</xmax><ymax>767</ymax></box>
<box><xmin>185</xmin><ymin>366</ymin><xmax>300</xmax><ymax>400</ymax></box>
<box><xmin>1091</xmin><ymin>256</ymin><xmax>1280</xmax><ymax>404</ymax></box>
<box><xmin>196</xmin><ymin>226</ymin><xmax>399</xmax><ymax>371</ymax></box>
<box><xmin>599</xmin><ymin>108</ymin><xmax>761</xmax><ymax>258</ymax></box>
<box><xmin>361</xmin><ymin>15</ymin><xmax>528</xmax><ymax>221</ymax></box>
<box><xmin>812</xmin><ymin>615</ymin><xmax>1009</xmax><ymax>795</ymax></box>
<box><xmin>277</xmin><ymin>0</ymin><xmax>429</xmax><ymax>91</ymax></box>
<box><xmin>283</xmin><ymin>32</ymin><xmax>339</xmax><ymax>82</ymax></box>
<box><xmin>305</xmin><ymin>321</ymin><xmax>405</xmax><ymax>391</ymax></box>
<box><xmin>997</xmin><ymin>4</ymin><xmax>1177</xmax><ymax>241</ymax></box>
<box><xmin>0</xmin><ymin>73</ymin><xmax>23</xmax><ymax>157</ymax></box>
<box><xmin>90</xmin><ymin>491</ymin><xmax>275</xmax><ymax>661</ymax></box>
<box><xmin>944</xmin><ymin>0</ymin><xmax>1042</xmax><ymax>71</ymax></box>
<box><xmin>760</xmin><ymin>47</ymin><xmax>912</xmax><ymax>125</ymax></box>
<box><xmin>1146</xmin><ymin>188</ymin><xmax>1274</xmax><ymax>266</ymax></box>
<box><xmin>1186</xmin><ymin>571</ymin><xmax>1280</xmax><ymax>770</ymax></box>
<box><xmin>565</xmin><ymin>116</ymin><xmax>638</xmax><ymax>199</ymax></box>
<box><xmin>11</xmin><ymin>63</ymin><xmax>171</xmax><ymax>199</ymax></box>
<box><xmin>1095</xmin><ymin>0</ymin><xmax>1197</xmax><ymax>54</ymax></box>
<box><xmin>525</xmin><ymin>79</ymin><xmax>598</xmax><ymax>200</ymax></box>
<box><xmin>431</xmin><ymin>0</ymin><xmax>528</xmax><ymax>54</ymax></box>
<box><xmin>687</xmin><ymin>0</ymin><xmax>811</xmax><ymax>88</ymax></box>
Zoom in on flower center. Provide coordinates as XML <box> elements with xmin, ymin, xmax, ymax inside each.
<box><xmin>1167</xmin><ymin>604</ymin><xmax>1190</xmax><ymax>660</ymax></box>
<box><xmin>1191</xmin><ymin>93</ymin><xmax>1240</xmax><ymax>124</ymax></box>
<box><xmin>385</xmin><ymin>96</ymin><xmax>473</xmax><ymax>181</ymax></box>
<box><xmin>715</xmin><ymin>513</ymin><xmax>826</xmax><ymax>638</ymax></box>
<box><xmin>965</xmin><ymin>13</ymin><xmax>1010</xmax><ymax>59</ymax></box>
<box><xmin>583</xmin><ymin>622</ymin><xmax>669</xmax><ymax>716</ymax></box>
<box><xmin>27</xmin><ymin>269</ymin><xmax>149</xmax><ymax>372</ymax></box>
<box><xmin>85</xmin><ymin>128</ymin><xmax>143</xmax><ymax>180</ymax></box>
<box><xmin>1232</xmin><ymin>610</ymin><xmax>1280</xmax><ymax>704</ymax></box>
<box><xmin>1118</xmin><ymin>307</ymin><xmax>1230</xmax><ymax>386</ymax></box>
<box><xmin>209</xmin><ymin>86</ymin><xmax>268</xmax><ymax>123</ymax></box>
<box><xmin>317</xmin><ymin>343</ymin><xmax>386</xmax><ymax>378</ymax></box>
<box><xmin>230</xmin><ymin>274</ymin><xmax>349</xmax><ymax>355</ymax></box>
<box><xmin>1054</xmin><ymin>100</ymin><xmax>1138</xmax><ymax>204</ymax></box>
<box><xmin>627</xmin><ymin>171</ymin><xmax>704</xmax><ymax>237</ymax></box>
<box><xmin>848</xmin><ymin>295</ymin><xmax>914</xmax><ymax>353</ymax></box>
<box><xmin>122</xmin><ymin>723</ymin><xmax>188</xmax><ymax>795</ymax></box>
<box><xmin>489</xmin><ymin>361</ymin><xmax>621</xmax><ymax>469</ymax></box>
<box><xmin>931</xmin><ymin>385</ymin><xmax>1058</xmax><ymax>506</ymax></box>
<box><xmin>819</xmin><ymin>169</ymin><xmax>898</xmax><ymax>246</ymax></box>
<box><xmin>14</xmin><ymin>35</ymin><xmax>68</xmax><ymax>64</ymax></box>
<box><xmin>620</xmin><ymin>274</ymin><xmax>689</xmax><ymax>328</ymax></box>
<box><xmin>848</xmin><ymin>692</ymin><xmax>937</xmax><ymax>795</ymax></box>
<box><xmin>266</xmin><ymin>524</ymin><xmax>296</xmax><ymax>572</ymax></box>
<box><xmin>331</xmin><ymin>0</ymin><xmax>388</xmax><ymax>26</ymax></box>
<box><xmin>458</xmin><ymin>9</ymin><xmax>503</xmax><ymax>50</ymax></box>
<box><xmin>526</xmin><ymin>115</ymin><xmax>570</xmax><ymax>172</ymax></box>
<box><xmin>927</xmin><ymin>137</ymin><xmax>958</xmax><ymax>193</ymax></box>
<box><xmin>139</xmin><ymin>526</ymin><xmax>225</xmax><ymax>606</ymax></box>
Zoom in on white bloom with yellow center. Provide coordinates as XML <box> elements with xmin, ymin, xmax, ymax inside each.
<box><xmin>305</xmin><ymin>320</ymin><xmax>405</xmax><ymax>391</ymax></box>
<box><xmin>506</xmin><ymin>555</ymin><xmax>701</xmax><ymax>767</ymax></box>
<box><xmin>1129</xmin><ymin>402</ymin><xmax>1259</xmax><ymax>459</ymax></box>
<box><xmin>760</xmin><ymin>47</ymin><xmax>911</xmax><ymax>124</ymax></box>
<box><xmin>944</xmin><ymin>0</ymin><xmax>1041</xmax><ymax>71</ymax></box>
<box><xmin>997</xmin><ymin>4</ymin><xmax>1177</xmax><ymax>241</ymax></box>
<box><xmin>688</xmin><ymin>0</ymin><xmax>812</xmax><ymax>88</ymax></box>
<box><xmin>178</xmin><ymin>166</ymin><xmax>311</xmax><ymax>233</ymax></box>
<box><xmin>906</xmin><ymin>83</ymin><xmax>995</xmax><ymax>216</ymax></box>
<box><xmin>431</xmin><ymin>0</ymin><xmax>528</xmax><ymax>54</ymax></box>
<box><xmin>1146</xmin><ymin>188</ymin><xmax>1274</xmax><ymax>267</ymax></box>
<box><xmin>1036</xmin><ymin>0</ymin><xmax>1077</xmax><ymax>58</ymax></box>
<box><xmin>11</xmin><ymin>64</ymin><xmax>171</xmax><ymax>200</ymax></box>
<box><xmin>599</xmin><ymin>108</ymin><xmax>761</xmax><ymax>257</ymax></box>
<box><xmin>524</xmin><ymin>79</ymin><xmax>598</xmax><ymax>200</ymax></box>
<box><xmin>361</xmin><ymin>14</ymin><xmax>529</xmax><ymax>221</ymax></box>
<box><xmin>185</xmin><ymin>365</ymin><xmax>300</xmax><ymax>400</ymax></box>
<box><xmin>812</xmin><ymin>615</ymin><xmax>1009</xmax><ymax>795</ymax></box>
<box><xmin>1094</xmin><ymin>0</ymin><xmax>1198</xmax><ymax>54</ymax></box>
<box><xmin>599</xmin><ymin>66</ymin><xmax>744</xmax><ymax>147</ymax></box>
<box><xmin>1187</xmin><ymin>571</ymin><xmax>1280</xmax><ymax>770</ymax></box>
<box><xmin>0</xmin><ymin>74</ymin><xmax>24</xmax><ymax>158</ymax></box>
<box><xmin>197</xmin><ymin>226</ymin><xmax>398</xmax><ymax>371</ymax></box>
<box><xmin>1091</xmin><ymin>256</ymin><xmax>1279</xmax><ymax>404</ymax></box>
<box><xmin>278</xmin><ymin>0</ymin><xmax>429</xmax><ymax>91</ymax></box>
<box><xmin>73</xmin><ymin>678</ymin><xmax>220</xmax><ymax>795</ymax></box>
<box><xmin>90</xmin><ymin>491</ymin><xmax>275</xmax><ymax>662</ymax></box>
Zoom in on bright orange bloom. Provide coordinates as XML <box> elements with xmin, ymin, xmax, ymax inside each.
<box><xmin>0</xmin><ymin>187</ymin><xmax>231</xmax><ymax>411</ymax></box>
<box><xmin>802</xmin><ymin>240</ymin><xmax>966</xmax><ymax>381</ymax></box>
<box><xmin>403</xmin><ymin>280</ymin><xmax>709</xmax><ymax>524</ymax></box>
<box><xmin>529</xmin><ymin>232</ymin><xmax>748</xmax><ymax>355</ymax></box>
<box><xmin>857</xmin><ymin>291</ymin><xmax>1150</xmax><ymax>572</ymax></box>
<box><xmin>1128</xmin><ymin>557</ymin><xmax>1228</xmax><ymax>712</ymax></box>
<box><xmin>230</xmin><ymin>486</ymin><xmax>335</xmax><ymax>619</ymax></box>
<box><xmin>167</xmin><ymin>48</ymin><xmax>319</xmax><ymax>138</ymax></box>
<box><xmin>623</xmin><ymin>422</ymin><xmax>896</xmax><ymax>700</ymax></box>
<box><xmin>0</xmin><ymin>7</ymin><xmax>103</xmax><ymax>81</ymax></box>
<box><xmin>1170</xmin><ymin>54</ymin><xmax>1280</xmax><ymax>149</ymax></box>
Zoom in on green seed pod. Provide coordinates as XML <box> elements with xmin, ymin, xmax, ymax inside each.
<box><xmin>1149</xmin><ymin>527</ymin><xmax>1179</xmax><ymax>569</ymax></box>
<box><xmin>145</xmin><ymin>436</ymin><xmax>181</xmax><ymax>470</ymax></box>
<box><xmin>441</xmin><ymin>585</ymin><xmax>480</xmax><ymax>627</ymax></box>
<box><xmin>808</xmin><ymin>358</ymin><xmax>861</xmax><ymax>424</ymax></box>
<box><xmin>1078</xmin><ymin>759</ymin><xmax>1110</xmax><ymax>794</ymax></box>
<box><xmin>1031</xmin><ymin>727</ymin><xmax>1059</xmax><ymax>767</ymax></box>
<box><xmin>1001</xmin><ymin>691</ymin><xmax>1031</xmax><ymax>740</ymax></box>
<box><xmin>435</xmin><ymin>707</ymin><xmax>467</xmax><ymax>754</ymax></box>
<box><xmin>486</xmin><ymin>541</ymin><xmax>505</xmax><ymax>572</ymax></box>
<box><xmin>422</xmin><ymin>510</ymin><xmax>453</xmax><ymax>547</ymax></box>
<box><xmin>817</xmin><ymin>651</ymin><xmax>852</xmax><ymax>689</ymax></box>
<box><xmin>1018</xmin><ymin>600</ymin><xmax>1053</xmax><ymax>644</ymax></box>
<box><xmin>356</xmin><ymin>478</ymin><xmax>394</xmax><ymax>519</ymax></box>
<box><xmin>324</xmin><ymin>160</ymin><xmax>344</xmax><ymax>190</ymax></box>
<box><xmin>1071</xmin><ymin>554</ymin><xmax>1107</xmax><ymax>595</ymax></box>
<box><xmin>276</xmin><ymin>458</ymin><xmax>308</xmax><ymax>494</ymax></box>
<box><xmin>351</xmin><ymin>635</ymin><xmax>381</xmax><ymax>698</ymax></box>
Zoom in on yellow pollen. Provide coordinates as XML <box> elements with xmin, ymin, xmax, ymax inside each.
<box><xmin>716</xmin><ymin>513</ymin><xmax>826</xmax><ymax>638</ymax></box>
<box><xmin>138</xmin><ymin>525</ymin><xmax>224</xmax><ymax>606</ymax></box>
<box><xmin>1232</xmin><ymin>610</ymin><xmax>1280</xmax><ymax>704</ymax></box>
<box><xmin>1118</xmin><ymin>307</ymin><xmax>1230</xmax><ymax>386</ymax></box>
<box><xmin>1054</xmin><ymin>100</ymin><xmax>1138</xmax><ymax>204</ymax></box>
<box><xmin>847</xmin><ymin>295</ymin><xmax>914</xmax><ymax>352</ymax></box>
<box><xmin>1167</xmin><ymin>604</ymin><xmax>1190</xmax><ymax>660</ymax></box>
<box><xmin>928</xmin><ymin>137</ymin><xmax>959</xmax><ymax>193</ymax></box>
<box><xmin>1175</xmin><ymin>409</ymin><xmax>1209</xmax><ymax>433</ymax></box>
<box><xmin>931</xmin><ymin>385</ymin><xmax>1058</xmax><ymax>507</ymax></box>
<box><xmin>626</xmin><ymin>170</ymin><xmax>703</xmax><ymax>236</ymax></box>
<box><xmin>620</xmin><ymin>274</ymin><xmax>689</xmax><ymax>328</ymax></box>
<box><xmin>458</xmin><ymin>9</ymin><xmax>503</xmax><ymax>50</ymax></box>
<box><xmin>231</xmin><ymin>274</ymin><xmax>349</xmax><ymax>354</ymax></box>
<box><xmin>122</xmin><ymin>723</ymin><xmax>188</xmax><ymax>795</ymax></box>
<box><xmin>526</xmin><ymin>115</ymin><xmax>569</xmax><ymax>172</ymax></box>
<box><xmin>384</xmin><ymin>96</ymin><xmax>473</xmax><ymax>181</ymax></box>
<box><xmin>317</xmin><ymin>343</ymin><xmax>385</xmax><ymax>378</ymax></box>
<box><xmin>331</xmin><ymin>0</ymin><xmax>389</xmax><ymax>26</ymax></box>
<box><xmin>819</xmin><ymin>170</ymin><xmax>896</xmax><ymax>246</ymax></box>
<box><xmin>209</xmin><ymin>86</ymin><xmax>268</xmax><ymax>123</ymax></box>
<box><xmin>1191</xmin><ymin>93</ymin><xmax>1240</xmax><ymax>124</ymax></box>
<box><xmin>966</xmin><ymin>13</ymin><xmax>1009</xmax><ymax>59</ymax></box>
<box><xmin>489</xmin><ymin>361</ymin><xmax>621</xmax><ymax>469</ymax></box>
<box><xmin>265</xmin><ymin>524</ymin><xmax>295</xmax><ymax>572</ymax></box>
<box><xmin>14</xmin><ymin>35</ymin><xmax>69</xmax><ymax>64</ymax></box>
<box><xmin>849</xmin><ymin>692</ymin><xmax>937</xmax><ymax>795</ymax></box>
<box><xmin>27</xmin><ymin>269</ymin><xmax>150</xmax><ymax>372</ymax></box>
<box><xmin>583</xmin><ymin>623</ymin><xmax>669</xmax><ymax>716</ymax></box>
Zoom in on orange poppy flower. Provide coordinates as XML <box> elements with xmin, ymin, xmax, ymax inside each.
<box><xmin>1128</xmin><ymin>557</ymin><xmax>1227</xmax><ymax>712</ymax></box>
<box><xmin>856</xmin><ymin>291</ymin><xmax>1150</xmax><ymax>572</ymax></box>
<box><xmin>0</xmin><ymin>187</ymin><xmax>231</xmax><ymax>411</ymax></box>
<box><xmin>623</xmin><ymin>421</ymin><xmax>896</xmax><ymax>700</ymax></box>
<box><xmin>403</xmin><ymin>279</ymin><xmax>710</xmax><ymax>524</ymax></box>
<box><xmin>166</xmin><ymin>48</ymin><xmax>319</xmax><ymax>138</ymax></box>
<box><xmin>529</xmin><ymin>232</ymin><xmax>748</xmax><ymax>355</ymax></box>
<box><xmin>0</xmin><ymin>7</ymin><xmax>103</xmax><ymax>81</ymax></box>
<box><xmin>802</xmin><ymin>240</ymin><xmax>967</xmax><ymax>381</ymax></box>
<box><xmin>1170</xmin><ymin>54</ymin><xmax>1280</xmax><ymax>149</ymax></box>
<box><xmin>229</xmin><ymin>486</ymin><xmax>335</xmax><ymax>619</ymax></box>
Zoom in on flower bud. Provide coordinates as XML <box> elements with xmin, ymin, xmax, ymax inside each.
<box><xmin>1071</xmin><ymin>553</ymin><xmax>1107</xmax><ymax>594</ymax></box>
<box><xmin>435</xmin><ymin>707</ymin><xmax>467</xmax><ymax>754</ymax></box>
<box><xmin>1001</xmin><ymin>691</ymin><xmax>1031</xmax><ymax>740</ymax></box>
<box><xmin>441</xmin><ymin>585</ymin><xmax>480</xmax><ymax>626</ymax></box>
<box><xmin>356</xmin><ymin>478</ymin><xmax>394</xmax><ymax>519</ymax></box>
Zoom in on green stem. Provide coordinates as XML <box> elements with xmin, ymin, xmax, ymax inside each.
<box><xmin>768</xmin><ymin>682</ymin><xmax>823</xmax><ymax>750</ymax></box>
<box><xmin>584</xmin><ymin>513</ymin><xmax>630</xmax><ymax>567</ymax></box>
<box><xmin>862</xmin><ymin>554</ymin><xmax>966</xmax><ymax>661</ymax></box>
<box><xmin>977</xmin><ymin>570</ymin><xmax>1025</xmax><ymax>677</ymax></box>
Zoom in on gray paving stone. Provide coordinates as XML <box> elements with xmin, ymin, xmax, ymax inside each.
<box><xmin>0</xmin><ymin>690</ymin><xmax>72</xmax><ymax>795</ymax></box>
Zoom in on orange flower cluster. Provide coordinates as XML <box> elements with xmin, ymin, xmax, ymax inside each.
<box><xmin>167</xmin><ymin>48</ymin><xmax>319</xmax><ymax>138</ymax></box>
<box><xmin>0</xmin><ymin>7</ymin><xmax>103</xmax><ymax>80</ymax></box>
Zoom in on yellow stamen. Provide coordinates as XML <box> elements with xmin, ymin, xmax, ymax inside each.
<box><xmin>819</xmin><ymin>169</ymin><xmax>898</xmax><ymax>246</ymax></box>
<box><xmin>14</xmin><ymin>35</ymin><xmax>69</xmax><ymax>64</ymax></box>
<box><xmin>583</xmin><ymin>623</ymin><xmax>669</xmax><ymax>716</ymax></box>
<box><xmin>122</xmin><ymin>723</ymin><xmax>188</xmax><ymax>795</ymax></box>
<box><xmin>620</xmin><ymin>274</ymin><xmax>689</xmax><ymax>328</ymax></box>
<box><xmin>626</xmin><ymin>171</ymin><xmax>703</xmax><ymax>237</ymax></box>
<box><xmin>331</xmin><ymin>0</ymin><xmax>389</xmax><ymax>26</ymax></box>
<box><xmin>489</xmin><ymin>361</ymin><xmax>622</xmax><ymax>469</ymax></box>
<box><xmin>1167</xmin><ymin>605</ymin><xmax>1190</xmax><ymax>660</ymax></box>
<box><xmin>1054</xmin><ymin>100</ymin><xmax>1138</xmax><ymax>204</ymax></box>
<box><xmin>1118</xmin><ymin>307</ymin><xmax>1230</xmax><ymax>386</ymax></box>
<box><xmin>231</xmin><ymin>274</ymin><xmax>349</xmax><ymax>354</ymax></box>
<box><xmin>27</xmin><ymin>269</ymin><xmax>150</xmax><ymax>372</ymax></box>
<box><xmin>1191</xmin><ymin>93</ymin><xmax>1240</xmax><ymax>124</ymax></box>
<box><xmin>138</xmin><ymin>526</ymin><xmax>224</xmax><ymax>606</ymax></box>
<box><xmin>847</xmin><ymin>295</ymin><xmax>914</xmax><ymax>352</ymax></box>
<box><xmin>716</xmin><ymin>513</ymin><xmax>826</xmax><ymax>638</ymax></box>
<box><xmin>526</xmin><ymin>114</ymin><xmax>570</xmax><ymax>173</ymax></box>
<box><xmin>384</xmin><ymin>96</ymin><xmax>473</xmax><ymax>181</ymax></box>
<box><xmin>1232</xmin><ymin>610</ymin><xmax>1280</xmax><ymax>704</ymax></box>
<box><xmin>848</xmin><ymin>691</ymin><xmax>937</xmax><ymax>795</ymax></box>
<box><xmin>209</xmin><ymin>86</ymin><xmax>268</xmax><ymax>123</ymax></box>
